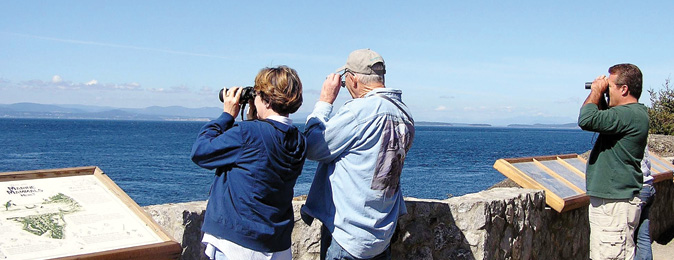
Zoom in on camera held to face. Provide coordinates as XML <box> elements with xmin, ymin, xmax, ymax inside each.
<box><xmin>219</xmin><ymin>86</ymin><xmax>256</xmax><ymax>104</ymax></box>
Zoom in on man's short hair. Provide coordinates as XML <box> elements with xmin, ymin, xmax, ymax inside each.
<box><xmin>609</xmin><ymin>63</ymin><xmax>643</xmax><ymax>100</ymax></box>
<box><xmin>355</xmin><ymin>62</ymin><xmax>385</xmax><ymax>85</ymax></box>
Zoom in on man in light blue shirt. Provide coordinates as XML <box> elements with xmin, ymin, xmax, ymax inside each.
<box><xmin>302</xmin><ymin>49</ymin><xmax>415</xmax><ymax>260</ymax></box>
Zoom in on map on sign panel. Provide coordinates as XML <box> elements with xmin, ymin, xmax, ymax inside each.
<box><xmin>0</xmin><ymin>175</ymin><xmax>163</xmax><ymax>260</ymax></box>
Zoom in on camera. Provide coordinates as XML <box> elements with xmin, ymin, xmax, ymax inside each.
<box><xmin>219</xmin><ymin>86</ymin><xmax>256</xmax><ymax>104</ymax></box>
<box><xmin>585</xmin><ymin>82</ymin><xmax>592</xmax><ymax>89</ymax></box>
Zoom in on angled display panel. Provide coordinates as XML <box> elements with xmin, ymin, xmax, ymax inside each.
<box><xmin>649</xmin><ymin>153</ymin><xmax>674</xmax><ymax>183</ymax></box>
<box><xmin>494</xmin><ymin>153</ymin><xmax>673</xmax><ymax>213</ymax></box>
<box><xmin>494</xmin><ymin>154</ymin><xmax>588</xmax><ymax>213</ymax></box>
<box><xmin>0</xmin><ymin>166</ymin><xmax>181</xmax><ymax>260</ymax></box>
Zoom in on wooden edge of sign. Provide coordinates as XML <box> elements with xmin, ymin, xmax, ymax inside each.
<box><xmin>498</xmin><ymin>154</ymin><xmax>579</xmax><ymax>164</ymax></box>
<box><xmin>51</xmin><ymin>241</ymin><xmax>182</xmax><ymax>260</ymax></box>
<box><xmin>494</xmin><ymin>159</ymin><xmax>543</xmax><ymax>190</ymax></box>
<box><xmin>543</xmin><ymin>189</ymin><xmax>566</xmax><ymax>213</ymax></box>
<box><xmin>648</xmin><ymin>153</ymin><xmax>674</xmax><ymax>183</ymax></box>
<box><xmin>91</xmin><ymin>168</ymin><xmax>178</xmax><ymax>243</ymax></box>
<box><xmin>555</xmin><ymin>154</ymin><xmax>581</xmax><ymax>160</ymax></box>
<box><xmin>0</xmin><ymin>166</ymin><xmax>98</xmax><ymax>181</ymax></box>
<box><xmin>653</xmin><ymin>171</ymin><xmax>673</xmax><ymax>183</ymax></box>
<box><xmin>557</xmin><ymin>193</ymin><xmax>589</xmax><ymax>213</ymax></box>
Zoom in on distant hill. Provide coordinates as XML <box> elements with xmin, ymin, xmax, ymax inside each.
<box><xmin>0</xmin><ymin>103</ymin><xmax>578</xmax><ymax>128</ymax></box>
<box><xmin>415</xmin><ymin>121</ymin><xmax>453</xmax><ymax>126</ymax></box>
<box><xmin>506</xmin><ymin>123</ymin><xmax>579</xmax><ymax>129</ymax></box>
<box><xmin>0</xmin><ymin>103</ymin><xmax>216</xmax><ymax>121</ymax></box>
<box><xmin>415</xmin><ymin>121</ymin><xmax>492</xmax><ymax>127</ymax></box>
<box><xmin>4</xmin><ymin>103</ymin><xmax>87</xmax><ymax>114</ymax></box>
<box><xmin>122</xmin><ymin>106</ymin><xmax>220</xmax><ymax>118</ymax></box>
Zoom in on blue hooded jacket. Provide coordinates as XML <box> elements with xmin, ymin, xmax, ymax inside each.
<box><xmin>191</xmin><ymin>112</ymin><xmax>307</xmax><ymax>252</ymax></box>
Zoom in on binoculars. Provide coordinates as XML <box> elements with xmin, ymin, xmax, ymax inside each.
<box><xmin>219</xmin><ymin>87</ymin><xmax>256</xmax><ymax>104</ymax></box>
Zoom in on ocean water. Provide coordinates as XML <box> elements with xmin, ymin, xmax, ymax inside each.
<box><xmin>0</xmin><ymin>118</ymin><xmax>595</xmax><ymax>206</ymax></box>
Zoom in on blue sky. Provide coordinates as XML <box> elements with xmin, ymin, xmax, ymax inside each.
<box><xmin>1</xmin><ymin>1</ymin><xmax>673</xmax><ymax>125</ymax></box>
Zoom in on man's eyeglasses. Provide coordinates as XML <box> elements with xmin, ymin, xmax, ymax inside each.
<box><xmin>340</xmin><ymin>69</ymin><xmax>352</xmax><ymax>88</ymax></box>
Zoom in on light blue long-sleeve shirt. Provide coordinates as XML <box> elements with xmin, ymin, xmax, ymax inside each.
<box><xmin>303</xmin><ymin>88</ymin><xmax>415</xmax><ymax>258</ymax></box>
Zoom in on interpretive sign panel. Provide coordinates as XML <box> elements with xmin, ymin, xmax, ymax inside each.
<box><xmin>648</xmin><ymin>153</ymin><xmax>674</xmax><ymax>183</ymax></box>
<box><xmin>0</xmin><ymin>167</ymin><xmax>181</xmax><ymax>260</ymax></box>
<box><xmin>494</xmin><ymin>154</ymin><xmax>588</xmax><ymax>213</ymax></box>
<box><xmin>494</xmin><ymin>153</ymin><xmax>674</xmax><ymax>213</ymax></box>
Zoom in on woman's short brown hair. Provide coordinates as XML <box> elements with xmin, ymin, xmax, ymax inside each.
<box><xmin>254</xmin><ymin>66</ymin><xmax>303</xmax><ymax>115</ymax></box>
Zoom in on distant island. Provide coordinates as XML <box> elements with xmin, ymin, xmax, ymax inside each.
<box><xmin>415</xmin><ymin>121</ymin><xmax>492</xmax><ymax>127</ymax></box>
<box><xmin>414</xmin><ymin>121</ymin><xmax>579</xmax><ymax>129</ymax></box>
<box><xmin>506</xmin><ymin>123</ymin><xmax>580</xmax><ymax>129</ymax></box>
<box><xmin>0</xmin><ymin>102</ymin><xmax>577</xmax><ymax>129</ymax></box>
<box><xmin>0</xmin><ymin>102</ymin><xmax>217</xmax><ymax>121</ymax></box>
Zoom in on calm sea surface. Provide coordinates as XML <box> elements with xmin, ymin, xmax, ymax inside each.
<box><xmin>0</xmin><ymin>118</ymin><xmax>595</xmax><ymax>206</ymax></box>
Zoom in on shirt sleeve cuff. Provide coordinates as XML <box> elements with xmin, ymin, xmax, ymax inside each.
<box><xmin>214</xmin><ymin>112</ymin><xmax>235</xmax><ymax>131</ymax></box>
<box><xmin>312</xmin><ymin>101</ymin><xmax>333</xmax><ymax>118</ymax></box>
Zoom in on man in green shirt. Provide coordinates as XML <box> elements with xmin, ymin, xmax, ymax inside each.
<box><xmin>578</xmin><ymin>63</ymin><xmax>649</xmax><ymax>260</ymax></box>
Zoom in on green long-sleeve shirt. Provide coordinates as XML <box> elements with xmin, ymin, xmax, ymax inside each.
<box><xmin>578</xmin><ymin>103</ymin><xmax>649</xmax><ymax>199</ymax></box>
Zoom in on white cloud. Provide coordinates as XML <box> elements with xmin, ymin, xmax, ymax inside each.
<box><xmin>12</xmin><ymin>77</ymin><xmax>142</xmax><ymax>91</ymax></box>
<box><xmin>147</xmin><ymin>85</ymin><xmax>189</xmax><ymax>93</ymax></box>
<box><xmin>199</xmin><ymin>86</ymin><xmax>217</xmax><ymax>95</ymax></box>
<box><xmin>113</xmin><ymin>82</ymin><xmax>141</xmax><ymax>90</ymax></box>
<box><xmin>463</xmin><ymin>106</ymin><xmax>489</xmax><ymax>112</ymax></box>
<box><xmin>169</xmin><ymin>85</ymin><xmax>189</xmax><ymax>93</ymax></box>
<box><xmin>554</xmin><ymin>96</ymin><xmax>581</xmax><ymax>105</ymax></box>
<box><xmin>52</xmin><ymin>75</ymin><xmax>62</xmax><ymax>83</ymax></box>
<box><xmin>435</xmin><ymin>105</ymin><xmax>447</xmax><ymax>111</ymax></box>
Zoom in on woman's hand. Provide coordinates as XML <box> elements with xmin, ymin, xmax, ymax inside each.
<box><xmin>223</xmin><ymin>87</ymin><xmax>242</xmax><ymax>118</ymax></box>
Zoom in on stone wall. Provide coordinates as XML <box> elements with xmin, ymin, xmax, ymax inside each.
<box><xmin>650</xmin><ymin>179</ymin><xmax>674</xmax><ymax>243</ymax></box>
<box><xmin>142</xmin><ymin>135</ymin><xmax>674</xmax><ymax>259</ymax></box>
<box><xmin>142</xmin><ymin>179</ymin><xmax>674</xmax><ymax>260</ymax></box>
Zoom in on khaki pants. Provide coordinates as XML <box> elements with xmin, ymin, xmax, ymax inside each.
<box><xmin>589</xmin><ymin>196</ymin><xmax>641</xmax><ymax>260</ymax></box>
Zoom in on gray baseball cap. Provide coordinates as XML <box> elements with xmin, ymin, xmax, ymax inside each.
<box><xmin>336</xmin><ymin>49</ymin><xmax>386</xmax><ymax>75</ymax></box>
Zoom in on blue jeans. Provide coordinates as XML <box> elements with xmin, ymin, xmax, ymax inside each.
<box><xmin>635</xmin><ymin>184</ymin><xmax>655</xmax><ymax>260</ymax></box>
<box><xmin>320</xmin><ymin>225</ymin><xmax>391</xmax><ymax>260</ymax></box>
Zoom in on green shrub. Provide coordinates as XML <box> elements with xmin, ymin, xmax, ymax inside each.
<box><xmin>648</xmin><ymin>78</ymin><xmax>674</xmax><ymax>135</ymax></box>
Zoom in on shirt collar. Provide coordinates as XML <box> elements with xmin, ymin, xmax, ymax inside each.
<box><xmin>265</xmin><ymin>115</ymin><xmax>292</xmax><ymax>125</ymax></box>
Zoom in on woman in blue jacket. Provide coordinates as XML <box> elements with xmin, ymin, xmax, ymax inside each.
<box><xmin>191</xmin><ymin>66</ymin><xmax>306</xmax><ymax>260</ymax></box>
